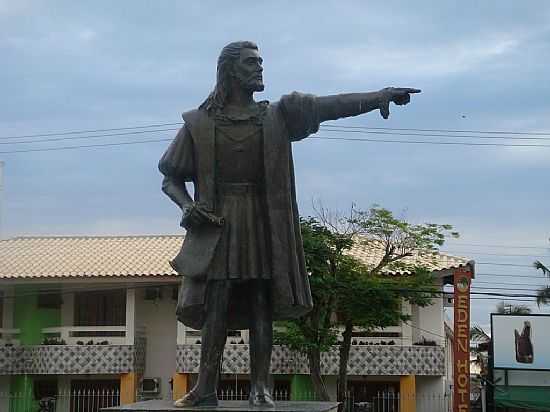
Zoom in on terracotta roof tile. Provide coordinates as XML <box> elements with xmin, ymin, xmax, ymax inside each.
<box><xmin>0</xmin><ymin>235</ymin><xmax>470</xmax><ymax>280</ymax></box>
<box><xmin>0</xmin><ymin>235</ymin><xmax>182</xmax><ymax>279</ymax></box>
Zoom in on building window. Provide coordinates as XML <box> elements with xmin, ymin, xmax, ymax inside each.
<box><xmin>37</xmin><ymin>291</ymin><xmax>63</xmax><ymax>309</ymax></box>
<box><xmin>74</xmin><ymin>289</ymin><xmax>126</xmax><ymax>326</ymax></box>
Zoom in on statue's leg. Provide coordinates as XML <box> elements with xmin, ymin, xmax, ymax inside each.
<box><xmin>249</xmin><ymin>280</ymin><xmax>274</xmax><ymax>406</ymax></box>
<box><xmin>175</xmin><ymin>281</ymin><xmax>228</xmax><ymax>407</ymax></box>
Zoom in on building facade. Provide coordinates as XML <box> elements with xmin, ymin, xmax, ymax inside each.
<box><xmin>0</xmin><ymin>235</ymin><xmax>468</xmax><ymax>411</ymax></box>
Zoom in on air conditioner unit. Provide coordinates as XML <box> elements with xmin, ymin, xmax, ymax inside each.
<box><xmin>141</xmin><ymin>378</ymin><xmax>161</xmax><ymax>395</ymax></box>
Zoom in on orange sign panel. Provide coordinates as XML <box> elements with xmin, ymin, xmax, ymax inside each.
<box><xmin>453</xmin><ymin>268</ymin><xmax>472</xmax><ymax>412</ymax></box>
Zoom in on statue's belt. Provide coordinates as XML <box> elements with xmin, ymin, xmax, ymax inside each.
<box><xmin>217</xmin><ymin>182</ymin><xmax>259</xmax><ymax>195</ymax></box>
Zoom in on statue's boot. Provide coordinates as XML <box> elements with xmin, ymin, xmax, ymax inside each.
<box><xmin>249</xmin><ymin>388</ymin><xmax>275</xmax><ymax>407</ymax></box>
<box><xmin>174</xmin><ymin>282</ymin><xmax>228</xmax><ymax>408</ymax></box>
<box><xmin>249</xmin><ymin>280</ymin><xmax>274</xmax><ymax>407</ymax></box>
<box><xmin>174</xmin><ymin>391</ymin><xmax>218</xmax><ymax>407</ymax></box>
<box><xmin>173</xmin><ymin>337</ymin><xmax>224</xmax><ymax>407</ymax></box>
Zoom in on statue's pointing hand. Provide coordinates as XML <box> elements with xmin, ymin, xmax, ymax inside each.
<box><xmin>378</xmin><ymin>87</ymin><xmax>421</xmax><ymax>119</ymax></box>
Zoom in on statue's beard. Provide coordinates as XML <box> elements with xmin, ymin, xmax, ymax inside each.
<box><xmin>234</xmin><ymin>72</ymin><xmax>264</xmax><ymax>93</ymax></box>
<box><xmin>253</xmin><ymin>82</ymin><xmax>265</xmax><ymax>92</ymax></box>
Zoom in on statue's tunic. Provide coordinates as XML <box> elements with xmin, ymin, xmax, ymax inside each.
<box><xmin>159</xmin><ymin>92</ymin><xmax>319</xmax><ymax>330</ymax></box>
<box><xmin>207</xmin><ymin>110</ymin><xmax>271</xmax><ymax>281</ymax></box>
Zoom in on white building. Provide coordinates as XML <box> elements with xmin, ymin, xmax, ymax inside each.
<box><xmin>0</xmin><ymin>235</ymin><xmax>469</xmax><ymax>412</ymax></box>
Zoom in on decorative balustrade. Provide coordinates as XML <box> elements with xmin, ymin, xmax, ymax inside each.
<box><xmin>0</xmin><ymin>326</ymin><xmax>146</xmax><ymax>375</ymax></box>
<box><xmin>177</xmin><ymin>344</ymin><xmax>445</xmax><ymax>376</ymax></box>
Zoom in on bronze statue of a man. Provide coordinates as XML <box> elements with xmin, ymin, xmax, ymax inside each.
<box><xmin>159</xmin><ymin>41</ymin><xmax>419</xmax><ymax>407</ymax></box>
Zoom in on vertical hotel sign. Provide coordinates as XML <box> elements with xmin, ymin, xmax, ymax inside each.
<box><xmin>454</xmin><ymin>267</ymin><xmax>472</xmax><ymax>412</ymax></box>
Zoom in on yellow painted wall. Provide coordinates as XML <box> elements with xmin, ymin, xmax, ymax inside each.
<box><xmin>120</xmin><ymin>373</ymin><xmax>138</xmax><ymax>405</ymax></box>
<box><xmin>400</xmin><ymin>375</ymin><xmax>416</xmax><ymax>412</ymax></box>
<box><xmin>172</xmin><ymin>373</ymin><xmax>189</xmax><ymax>401</ymax></box>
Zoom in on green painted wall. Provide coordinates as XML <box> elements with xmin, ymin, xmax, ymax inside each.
<box><xmin>10</xmin><ymin>286</ymin><xmax>61</xmax><ymax>411</ymax></box>
<box><xmin>13</xmin><ymin>285</ymin><xmax>61</xmax><ymax>345</ymax></box>
<box><xmin>10</xmin><ymin>376</ymin><xmax>37</xmax><ymax>412</ymax></box>
<box><xmin>291</xmin><ymin>375</ymin><xmax>316</xmax><ymax>401</ymax></box>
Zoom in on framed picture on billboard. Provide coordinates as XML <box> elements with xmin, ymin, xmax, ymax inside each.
<box><xmin>491</xmin><ymin>313</ymin><xmax>550</xmax><ymax>371</ymax></box>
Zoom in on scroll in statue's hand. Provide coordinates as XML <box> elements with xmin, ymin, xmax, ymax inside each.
<box><xmin>181</xmin><ymin>203</ymin><xmax>224</xmax><ymax>230</ymax></box>
<box><xmin>378</xmin><ymin>87</ymin><xmax>421</xmax><ymax>119</ymax></box>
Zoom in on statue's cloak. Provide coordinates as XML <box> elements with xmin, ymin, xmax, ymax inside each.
<box><xmin>159</xmin><ymin>93</ymin><xmax>319</xmax><ymax>330</ymax></box>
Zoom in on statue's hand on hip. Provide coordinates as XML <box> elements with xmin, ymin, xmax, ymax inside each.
<box><xmin>181</xmin><ymin>203</ymin><xmax>224</xmax><ymax>230</ymax></box>
<box><xmin>378</xmin><ymin>87</ymin><xmax>421</xmax><ymax>119</ymax></box>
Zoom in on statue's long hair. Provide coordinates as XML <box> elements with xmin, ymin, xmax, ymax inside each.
<box><xmin>199</xmin><ymin>41</ymin><xmax>259</xmax><ymax>112</ymax></box>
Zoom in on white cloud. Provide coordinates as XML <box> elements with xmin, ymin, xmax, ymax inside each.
<box><xmin>321</xmin><ymin>33</ymin><xmax>522</xmax><ymax>81</ymax></box>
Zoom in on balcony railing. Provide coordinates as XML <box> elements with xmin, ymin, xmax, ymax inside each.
<box><xmin>42</xmin><ymin>326</ymin><xmax>131</xmax><ymax>345</ymax></box>
<box><xmin>0</xmin><ymin>326</ymin><xmax>146</xmax><ymax>375</ymax></box>
<box><xmin>177</xmin><ymin>343</ymin><xmax>445</xmax><ymax>376</ymax></box>
<box><xmin>177</xmin><ymin>326</ymin><xmax>417</xmax><ymax>346</ymax></box>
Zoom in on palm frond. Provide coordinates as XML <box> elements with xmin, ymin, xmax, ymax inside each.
<box><xmin>534</xmin><ymin>260</ymin><xmax>550</xmax><ymax>276</ymax></box>
<box><xmin>536</xmin><ymin>286</ymin><xmax>550</xmax><ymax>307</ymax></box>
<box><xmin>470</xmin><ymin>324</ymin><xmax>490</xmax><ymax>342</ymax></box>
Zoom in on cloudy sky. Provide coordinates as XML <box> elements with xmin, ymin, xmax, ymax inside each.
<box><xmin>1</xmin><ymin>0</ymin><xmax>549</xmax><ymax>326</ymax></box>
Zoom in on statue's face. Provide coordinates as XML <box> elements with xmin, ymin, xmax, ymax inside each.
<box><xmin>232</xmin><ymin>48</ymin><xmax>264</xmax><ymax>92</ymax></box>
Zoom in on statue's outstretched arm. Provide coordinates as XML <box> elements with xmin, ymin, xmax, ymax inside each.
<box><xmin>317</xmin><ymin>87</ymin><xmax>421</xmax><ymax>122</ymax></box>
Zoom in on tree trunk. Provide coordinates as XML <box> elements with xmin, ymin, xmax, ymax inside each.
<box><xmin>337</xmin><ymin>321</ymin><xmax>354</xmax><ymax>412</ymax></box>
<box><xmin>307</xmin><ymin>347</ymin><xmax>331</xmax><ymax>401</ymax></box>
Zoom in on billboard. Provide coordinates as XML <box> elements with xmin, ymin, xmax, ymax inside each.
<box><xmin>492</xmin><ymin>314</ymin><xmax>550</xmax><ymax>371</ymax></box>
<box><xmin>453</xmin><ymin>268</ymin><xmax>472</xmax><ymax>412</ymax></box>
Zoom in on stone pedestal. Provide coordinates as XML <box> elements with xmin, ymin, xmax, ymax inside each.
<box><xmin>102</xmin><ymin>400</ymin><xmax>339</xmax><ymax>412</ymax></box>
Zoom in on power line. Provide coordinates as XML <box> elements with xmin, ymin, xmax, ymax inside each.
<box><xmin>476</xmin><ymin>273</ymin><xmax>544</xmax><ymax>279</ymax></box>
<box><xmin>441</xmin><ymin>250</ymin><xmax>550</xmax><ymax>259</ymax></box>
<box><xmin>321</xmin><ymin>127</ymin><xmax>550</xmax><ymax>141</ymax></box>
<box><xmin>470</xmin><ymin>286</ymin><xmax>545</xmax><ymax>293</ymax></box>
<box><xmin>470</xmin><ymin>297</ymin><xmax>538</xmax><ymax>302</ymax></box>
<box><xmin>321</xmin><ymin>124</ymin><xmax>550</xmax><ymax>137</ymax></box>
<box><xmin>0</xmin><ymin>122</ymin><xmax>183</xmax><ymax>140</ymax></box>
<box><xmin>0</xmin><ymin>138</ymin><xmax>171</xmax><ymax>154</ymax></box>
<box><xmin>0</xmin><ymin>128</ymin><xmax>179</xmax><ymax>146</ymax></box>
<box><xmin>3</xmin><ymin>130</ymin><xmax>550</xmax><ymax>149</ymax></box>
<box><xmin>402</xmin><ymin>321</ymin><xmax>445</xmax><ymax>339</ymax></box>
<box><xmin>474</xmin><ymin>280</ymin><xmax>548</xmax><ymax>287</ymax></box>
<box><xmin>4</xmin><ymin>121</ymin><xmax>550</xmax><ymax>140</ymax></box>
<box><xmin>310</xmin><ymin>136</ymin><xmax>550</xmax><ymax>148</ymax></box>
<box><xmin>476</xmin><ymin>262</ymin><xmax>534</xmax><ymax>268</ymax></box>
<box><xmin>4</xmin><ymin>134</ymin><xmax>550</xmax><ymax>155</ymax></box>
<box><xmin>443</xmin><ymin>242</ymin><xmax>549</xmax><ymax>250</ymax></box>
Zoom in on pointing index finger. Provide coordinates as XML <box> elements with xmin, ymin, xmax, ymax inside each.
<box><xmin>404</xmin><ymin>88</ymin><xmax>421</xmax><ymax>94</ymax></box>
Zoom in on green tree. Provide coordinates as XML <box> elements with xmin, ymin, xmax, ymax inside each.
<box><xmin>275</xmin><ymin>205</ymin><xmax>458</xmax><ymax>404</ymax></box>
